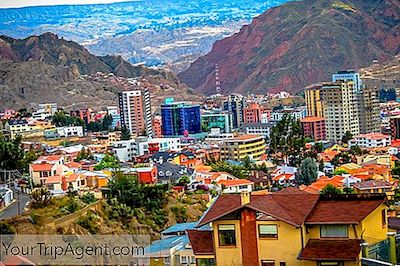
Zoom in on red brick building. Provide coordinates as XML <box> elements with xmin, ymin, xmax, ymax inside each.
<box><xmin>152</xmin><ymin>116</ymin><xmax>163</xmax><ymax>138</ymax></box>
<box><xmin>300</xmin><ymin>116</ymin><xmax>326</xmax><ymax>141</ymax></box>
<box><xmin>243</xmin><ymin>103</ymin><xmax>270</xmax><ymax>124</ymax></box>
<box><xmin>137</xmin><ymin>166</ymin><xmax>157</xmax><ymax>184</ymax></box>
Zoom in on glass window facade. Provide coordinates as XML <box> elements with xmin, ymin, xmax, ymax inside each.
<box><xmin>161</xmin><ymin>102</ymin><xmax>201</xmax><ymax>136</ymax></box>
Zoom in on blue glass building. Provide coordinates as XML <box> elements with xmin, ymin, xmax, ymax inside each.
<box><xmin>161</xmin><ymin>99</ymin><xmax>201</xmax><ymax>136</ymax></box>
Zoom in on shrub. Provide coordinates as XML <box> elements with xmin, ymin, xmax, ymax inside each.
<box><xmin>171</xmin><ymin>205</ymin><xmax>188</xmax><ymax>223</ymax></box>
<box><xmin>81</xmin><ymin>193</ymin><xmax>96</xmax><ymax>205</ymax></box>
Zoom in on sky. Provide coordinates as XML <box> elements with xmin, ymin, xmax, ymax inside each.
<box><xmin>0</xmin><ymin>0</ymin><xmax>136</xmax><ymax>9</ymax></box>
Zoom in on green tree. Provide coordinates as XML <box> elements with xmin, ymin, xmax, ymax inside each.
<box><xmin>320</xmin><ymin>184</ymin><xmax>342</xmax><ymax>195</ymax></box>
<box><xmin>299</xmin><ymin>158</ymin><xmax>318</xmax><ymax>185</ymax></box>
<box><xmin>30</xmin><ymin>188</ymin><xmax>52</xmax><ymax>208</ymax></box>
<box><xmin>270</xmin><ymin>114</ymin><xmax>308</xmax><ymax>166</ymax></box>
<box><xmin>94</xmin><ymin>154</ymin><xmax>120</xmax><ymax>170</ymax></box>
<box><xmin>341</xmin><ymin>131</ymin><xmax>353</xmax><ymax>145</ymax></box>
<box><xmin>0</xmin><ymin>134</ymin><xmax>25</xmax><ymax>170</ymax></box>
<box><xmin>75</xmin><ymin>148</ymin><xmax>93</xmax><ymax>162</ymax></box>
<box><xmin>121</xmin><ymin>126</ymin><xmax>131</xmax><ymax>140</ymax></box>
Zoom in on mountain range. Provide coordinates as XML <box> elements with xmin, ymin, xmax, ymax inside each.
<box><xmin>0</xmin><ymin>33</ymin><xmax>200</xmax><ymax>110</ymax></box>
<box><xmin>179</xmin><ymin>0</ymin><xmax>400</xmax><ymax>95</ymax></box>
<box><xmin>0</xmin><ymin>0</ymin><xmax>288</xmax><ymax>71</ymax></box>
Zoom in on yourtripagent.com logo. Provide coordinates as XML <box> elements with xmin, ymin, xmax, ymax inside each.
<box><xmin>0</xmin><ymin>235</ymin><xmax>150</xmax><ymax>265</ymax></box>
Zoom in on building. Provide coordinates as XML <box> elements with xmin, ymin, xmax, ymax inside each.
<box><xmin>201</xmin><ymin>110</ymin><xmax>233</xmax><ymax>133</ymax></box>
<box><xmin>320</xmin><ymin>82</ymin><xmax>360</xmax><ymax>142</ymax></box>
<box><xmin>390</xmin><ymin>115</ymin><xmax>400</xmax><ymax>139</ymax></box>
<box><xmin>106</xmin><ymin>106</ymin><xmax>120</xmax><ymax>129</ymax></box>
<box><xmin>32</xmin><ymin>103</ymin><xmax>57</xmax><ymax>120</ymax></box>
<box><xmin>352</xmin><ymin>180</ymin><xmax>395</xmax><ymax>200</ymax></box>
<box><xmin>119</xmin><ymin>90</ymin><xmax>152</xmax><ymax>137</ymax></box>
<box><xmin>242</xmin><ymin>123</ymin><xmax>272</xmax><ymax>139</ymax></box>
<box><xmin>305</xmin><ymin>84</ymin><xmax>324</xmax><ymax>117</ymax></box>
<box><xmin>112</xmin><ymin>140</ymin><xmax>137</xmax><ymax>162</ymax></box>
<box><xmin>348</xmin><ymin>133</ymin><xmax>391</xmax><ymax>148</ymax></box>
<box><xmin>220</xmin><ymin>179</ymin><xmax>254</xmax><ymax>193</ymax></box>
<box><xmin>204</xmin><ymin>128</ymin><xmax>235</xmax><ymax>143</ymax></box>
<box><xmin>188</xmin><ymin>190</ymin><xmax>389</xmax><ymax>266</ymax></box>
<box><xmin>357</xmin><ymin>86</ymin><xmax>380</xmax><ymax>134</ymax></box>
<box><xmin>161</xmin><ymin>99</ymin><xmax>201</xmax><ymax>136</ymax></box>
<box><xmin>332</xmin><ymin>70</ymin><xmax>362</xmax><ymax>92</ymax></box>
<box><xmin>243</xmin><ymin>103</ymin><xmax>270</xmax><ymax>124</ymax></box>
<box><xmin>70</xmin><ymin>108</ymin><xmax>92</xmax><ymax>124</ymax></box>
<box><xmin>300</xmin><ymin>116</ymin><xmax>326</xmax><ymax>141</ymax></box>
<box><xmin>271</xmin><ymin>107</ymin><xmax>306</xmax><ymax>122</ymax></box>
<box><xmin>152</xmin><ymin>116</ymin><xmax>162</xmax><ymax>138</ymax></box>
<box><xmin>223</xmin><ymin>94</ymin><xmax>245</xmax><ymax>129</ymax></box>
<box><xmin>56</xmin><ymin>126</ymin><xmax>84</xmax><ymax>138</ymax></box>
<box><xmin>220</xmin><ymin>134</ymin><xmax>266</xmax><ymax>161</ymax></box>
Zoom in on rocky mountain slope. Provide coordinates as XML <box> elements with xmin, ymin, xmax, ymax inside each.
<box><xmin>360</xmin><ymin>55</ymin><xmax>400</xmax><ymax>89</ymax></box>
<box><xmin>179</xmin><ymin>0</ymin><xmax>400</xmax><ymax>95</ymax></box>
<box><xmin>0</xmin><ymin>33</ymin><xmax>201</xmax><ymax>110</ymax></box>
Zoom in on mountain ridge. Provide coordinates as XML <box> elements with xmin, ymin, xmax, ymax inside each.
<box><xmin>179</xmin><ymin>0</ymin><xmax>400</xmax><ymax>95</ymax></box>
<box><xmin>0</xmin><ymin>33</ymin><xmax>201</xmax><ymax>111</ymax></box>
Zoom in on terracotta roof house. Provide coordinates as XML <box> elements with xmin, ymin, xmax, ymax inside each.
<box><xmin>188</xmin><ymin>190</ymin><xmax>388</xmax><ymax>266</ymax></box>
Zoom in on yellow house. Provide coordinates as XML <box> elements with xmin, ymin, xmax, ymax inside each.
<box><xmin>188</xmin><ymin>189</ymin><xmax>390</xmax><ymax>266</ymax></box>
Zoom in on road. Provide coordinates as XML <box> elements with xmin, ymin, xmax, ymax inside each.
<box><xmin>0</xmin><ymin>192</ymin><xmax>30</xmax><ymax>220</ymax></box>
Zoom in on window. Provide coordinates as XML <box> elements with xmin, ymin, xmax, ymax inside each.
<box><xmin>259</xmin><ymin>225</ymin><xmax>278</xmax><ymax>238</ymax></box>
<box><xmin>320</xmin><ymin>225</ymin><xmax>348</xmax><ymax>238</ymax></box>
<box><xmin>261</xmin><ymin>260</ymin><xmax>275</xmax><ymax>266</ymax></box>
<box><xmin>279</xmin><ymin>263</ymin><xmax>286</xmax><ymax>266</ymax></box>
<box><xmin>218</xmin><ymin>224</ymin><xmax>236</xmax><ymax>246</ymax></box>
<box><xmin>196</xmin><ymin>258</ymin><xmax>216</xmax><ymax>266</ymax></box>
<box><xmin>180</xmin><ymin>256</ymin><xmax>188</xmax><ymax>264</ymax></box>
<box><xmin>382</xmin><ymin>209</ymin><xmax>387</xmax><ymax>227</ymax></box>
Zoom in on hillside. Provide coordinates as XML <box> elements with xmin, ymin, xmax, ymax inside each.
<box><xmin>179</xmin><ymin>0</ymin><xmax>400</xmax><ymax>95</ymax></box>
<box><xmin>0</xmin><ymin>33</ymin><xmax>201</xmax><ymax>110</ymax></box>
<box><xmin>360</xmin><ymin>55</ymin><xmax>400</xmax><ymax>89</ymax></box>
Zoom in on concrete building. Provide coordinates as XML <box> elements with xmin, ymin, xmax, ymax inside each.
<box><xmin>223</xmin><ymin>94</ymin><xmax>245</xmax><ymax>129</ymax></box>
<box><xmin>332</xmin><ymin>70</ymin><xmax>362</xmax><ymax>92</ymax></box>
<box><xmin>204</xmin><ymin>128</ymin><xmax>235</xmax><ymax>143</ymax></box>
<box><xmin>271</xmin><ymin>107</ymin><xmax>306</xmax><ymax>122</ymax></box>
<box><xmin>106</xmin><ymin>106</ymin><xmax>120</xmax><ymax>129</ymax></box>
<box><xmin>348</xmin><ymin>133</ymin><xmax>391</xmax><ymax>148</ymax></box>
<box><xmin>390</xmin><ymin>115</ymin><xmax>400</xmax><ymax>139</ymax></box>
<box><xmin>300</xmin><ymin>116</ymin><xmax>326</xmax><ymax>141</ymax></box>
<box><xmin>357</xmin><ymin>86</ymin><xmax>380</xmax><ymax>134</ymax></box>
<box><xmin>32</xmin><ymin>103</ymin><xmax>57</xmax><ymax>120</ymax></box>
<box><xmin>119</xmin><ymin>89</ymin><xmax>152</xmax><ymax>137</ymax></box>
<box><xmin>320</xmin><ymin>82</ymin><xmax>360</xmax><ymax>142</ymax></box>
<box><xmin>70</xmin><ymin>108</ymin><xmax>92</xmax><ymax>124</ymax></box>
<box><xmin>243</xmin><ymin>103</ymin><xmax>270</xmax><ymax>124</ymax></box>
<box><xmin>56</xmin><ymin>126</ymin><xmax>84</xmax><ymax>138</ymax></box>
<box><xmin>220</xmin><ymin>134</ymin><xmax>266</xmax><ymax>161</ymax></box>
<box><xmin>305</xmin><ymin>84</ymin><xmax>324</xmax><ymax>117</ymax></box>
<box><xmin>242</xmin><ymin>123</ymin><xmax>272</xmax><ymax>139</ymax></box>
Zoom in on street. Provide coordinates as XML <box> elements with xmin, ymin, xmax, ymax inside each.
<box><xmin>0</xmin><ymin>192</ymin><xmax>30</xmax><ymax>220</ymax></box>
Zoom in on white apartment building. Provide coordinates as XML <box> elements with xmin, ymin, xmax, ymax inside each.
<box><xmin>56</xmin><ymin>126</ymin><xmax>84</xmax><ymax>137</ymax></box>
<box><xmin>348</xmin><ymin>133</ymin><xmax>391</xmax><ymax>148</ymax></box>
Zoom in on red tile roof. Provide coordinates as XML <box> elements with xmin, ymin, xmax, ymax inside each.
<box><xmin>45</xmin><ymin>175</ymin><xmax>63</xmax><ymax>184</ymax></box>
<box><xmin>31</xmin><ymin>163</ymin><xmax>54</xmax><ymax>172</ymax></box>
<box><xmin>305</xmin><ymin>195</ymin><xmax>385</xmax><ymax>224</ymax></box>
<box><xmin>37</xmin><ymin>155</ymin><xmax>63</xmax><ymax>161</ymax></box>
<box><xmin>197</xmin><ymin>192</ymin><xmax>319</xmax><ymax>227</ymax></box>
<box><xmin>187</xmin><ymin>230</ymin><xmax>214</xmax><ymax>255</ymax></box>
<box><xmin>272</xmin><ymin>173</ymin><xmax>295</xmax><ymax>181</ymax></box>
<box><xmin>218</xmin><ymin>179</ymin><xmax>254</xmax><ymax>187</ymax></box>
<box><xmin>299</xmin><ymin>239</ymin><xmax>361</xmax><ymax>261</ymax></box>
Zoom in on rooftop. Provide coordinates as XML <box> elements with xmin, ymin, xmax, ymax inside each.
<box><xmin>299</xmin><ymin>239</ymin><xmax>361</xmax><ymax>261</ymax></box>
<box><xmin>300</xmin><ymin>116</ymin><xmax>325</xmax><ymax>123</ymax></box>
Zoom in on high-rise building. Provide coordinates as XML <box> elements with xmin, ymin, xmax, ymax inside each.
<box><xmin>223</xmin><ymin>94</ymin><xmax>245</xmax><ymax>129</ymax></box>
<box><xmin>357</xmin><ymin>86</ymin><xmax>380</xmax><ymax>134</ymax></box>
<box><xmin>332</xmin><ymin>70</ymin><xmax>362</xmax><ymax>92</ymax></box>
<box><xmin>106</xmin><ymin>106</ymin><xmax>120</xmax><ymax>129</ymax></box>
<box><xmin>220</xmin><ymin>134</ymin><xmax>266</xmax><ymax>161</ymax></box>
<box><xmin>161</xmin><ymin>99</ymin><xmax>201</xmax><ymax>136</ymax></box>
<box><xmin>118</xmin><ymin>90</ymin><xmax>152</xmax><ymax>137</ymax></box>
<box><xmin>243</xmin><ymin>103</ymin><xmax>270</xmax><ymax>124</ymax></box>
<box><xmin>305</xmin><ymin>84</ymin><xmax>324</xmax><ymax>117</ymax></box>
<box><xmin>320</xmin><ymin>82</ymin><xmax>360</xmax><ymax>142</ymax></box>
<box><xmin>390</xmin><ymin>116</ymin><xmax>400</xmax><ymax>139</ymax></box>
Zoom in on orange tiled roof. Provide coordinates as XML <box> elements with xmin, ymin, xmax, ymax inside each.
<box><xmin>272</xmin><ymin>173</ymin><xmax>295</xmax><ymax>181</ymax></box>
<box><xmin>65</xmin><ymin>173</ymin><xmax>82</xmax><ymax>182</ymax></box>
<box><xmin>218</xmin><ymin>179</ymin><xmax>254</xmax><ymax>187</ymax></box>
<box><xmin>307</xmin><ymin>176</ymin><xmax>344</xmax><ymax>191</ymax></box>
<box><xmin>31</xmin><ymin>163</ymin><xmax>54</xmax><ymax>172</ymax></box>
<box><xmin>65</xmin><ymin>161</ymin><xmax>82</xmax><ymax>168</ymax></box>
<box><xmin>37</xmin><ymin>155</ymin><xmax>63</xmax><ymax>161</ymax></box>
<box><xmin>300</xmin><ymin>116</ymin><xmax>325</xmax><ymax>123</ymax></box>
<box><xmin>45</xmin><ymin>175</ymin><xmax>63</xmax><ymax>184</ymax></box>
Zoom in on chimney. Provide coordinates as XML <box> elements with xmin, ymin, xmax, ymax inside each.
<box><xmin>240</xmin><ymin>191</ymin><xmax>250</xmax><ymax>205</ymax></box>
